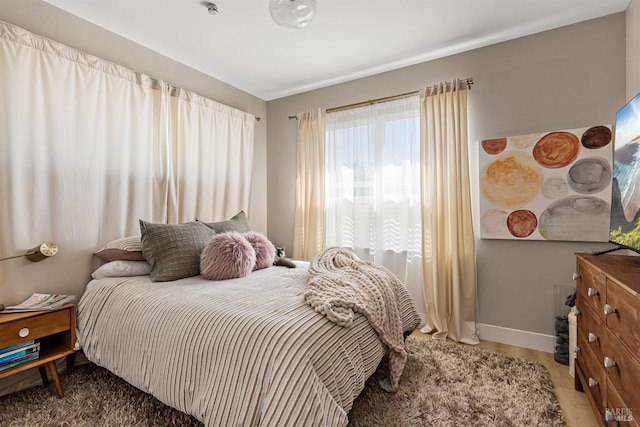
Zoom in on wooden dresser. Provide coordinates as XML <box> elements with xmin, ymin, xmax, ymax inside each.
<box><xmin>574</xmin><ymin>253</ymin><xmax>639</xmax><ymax>426</ymax></box>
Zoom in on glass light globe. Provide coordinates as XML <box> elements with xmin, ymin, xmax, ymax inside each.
<box><xmin>269</xmin><ymin>0</ymin><xmax>317</xmax><ymax>29</ymax></box>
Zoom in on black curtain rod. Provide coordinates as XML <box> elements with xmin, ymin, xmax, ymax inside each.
<box><xmin>287</xmin><ymin>77</ymin><xmax>473</xmax><ymax>120</ymax></box>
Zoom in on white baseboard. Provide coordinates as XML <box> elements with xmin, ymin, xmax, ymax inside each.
<box><xmin>477</xmin><ymin>323</ymin><xmax>556</xmax><ymax>353</ymax></box>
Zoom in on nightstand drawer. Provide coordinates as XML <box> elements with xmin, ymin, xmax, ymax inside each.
<box><xmin>0</xmin><ymin>309</ymin><xmax>71</xmax><ymax>349</ymax></box>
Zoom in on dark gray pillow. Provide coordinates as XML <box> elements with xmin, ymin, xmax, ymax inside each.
<box><xmin>139</xmin><ymin>220</ymin><xmax>215</xmax><ymax>282</ymax></box>
<box><xmin>200</xmin><ymin>211</ymin><xmax>252</xmax><ymax>234</ymax></box>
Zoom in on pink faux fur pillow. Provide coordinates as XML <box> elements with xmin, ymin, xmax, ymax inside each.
<box><xmin>243</xmin><ymin>231</ymin><xmax>276</xmax><ymax>270</ymax></box>
<box><xmin>200</xmin><ymin>232</ymin><xmax>256</xmax><ymax>280</ymax></box>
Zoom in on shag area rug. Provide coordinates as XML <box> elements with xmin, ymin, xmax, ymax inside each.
<box><xmin>0</xmin><ymin>335</ymin><xmax>565</xmax><ymax>426</ymax></box>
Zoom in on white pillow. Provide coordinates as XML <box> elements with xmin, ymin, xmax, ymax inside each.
<box><xmin>92</xmin><ymin>260</ymin><xmax>152</xmax><ymax>279</ymax></box>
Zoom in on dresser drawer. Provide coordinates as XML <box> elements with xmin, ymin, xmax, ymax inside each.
<box><xmin>576</xmin><ymin>340</ymin><xmax>607</xmax><ymax>410</ymax></box>
<box><xmin>606</xmin><ymin>380</ymin><xmax>639</xmax><ymax>427</ymax></box>
<box><xmin>0</xmin><ymin>309</ymin><xmax>71</xmax><ymax>349</ymax></box>
<box><xmin>577</xmin><ymin>258</ymin><xmax>606</xmax><ymax>321</ymax></box>
<box><xmin>577</xmin><ymin>297</ymin><xmax>605</xmax><ymax>362</ymax></box>
<box><xmin>604</xmin><ymin>330</ymin><xmax>640</xmax><ymax>418</ymax></box>
<box><xmin>605</xmin><ymin>278</ymin><xmax>640</xmax><ymax>353</ymax></box>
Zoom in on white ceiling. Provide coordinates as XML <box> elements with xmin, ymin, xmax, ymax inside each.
<box><xmin>44</xmin><ymin>0</ymin><xmax>630</xmax><ymax>101</ymax></box>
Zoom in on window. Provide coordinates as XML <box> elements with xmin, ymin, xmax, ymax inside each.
<box><xmin>324</xmin><ymin>95</ymin><xmax>421</xmax><ymax>258</ymax></box>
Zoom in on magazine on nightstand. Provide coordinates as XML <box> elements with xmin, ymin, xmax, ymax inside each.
<box><xmin>0</xmin><ymin>293</ymin><xmax>76</xmax><ymax>313</ymax></box>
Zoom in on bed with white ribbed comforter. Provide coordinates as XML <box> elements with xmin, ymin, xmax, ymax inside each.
<box><xmin>77</xmin><ymin>262</ymin><xmax>421</xmax><ymax>427</ymax></box>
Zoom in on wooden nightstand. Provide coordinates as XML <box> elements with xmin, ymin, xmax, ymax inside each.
<box><xmin>0</xmin><ymin>304</ymin><xmax>76</xmax><ymax>398</ymax></box>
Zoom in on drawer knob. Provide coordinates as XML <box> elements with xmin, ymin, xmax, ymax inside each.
<box><xmin>588</xmin><ymin>332</ymin><xmax>599</xmax><ymax>343</ymax></box>
<box><xmin>572</xmin><ymin>273</ymin><xmax>581</xmax><ymax>280</ymax></box>
<box><xmin>588</xmin><ymin>377</ymin><xmax>599</xmax><ymax>387</ymax></box>
<box><xmin>18</xmin><ymin>327</ymin><xmax>30</xmax><ymax>338</ymax></box>
<box><xmin>604</xmin><ymin>357</ymin><xmax>617</xmax><ymax>368</ymax></box>
<box><xmin>587</xmin><ymin>287</ymin><xmax>599</xmax><ymax>297</ymax></box>
<box><xmin>604</xmin><ymin>304</ymin><xmax>617</xmax><ymax>315</ymax></box>
<box><xmin>605</xmin><ymin>410</ymin><xmax>616</xmax><ymax>422</ymax></box>
<box><xmin>574</xmin><ymin>345</ymin><xmax>581</xmax><ymax>353</ymax></box>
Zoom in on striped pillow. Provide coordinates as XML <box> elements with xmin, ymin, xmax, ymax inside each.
<box><xmin>94</xmin><ymin>235</ymin><xmax>144</xmax><ymax>261</ymax></box>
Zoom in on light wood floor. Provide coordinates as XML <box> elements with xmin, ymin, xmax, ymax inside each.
<box><xmin>411</xmin><ymin>330</ymin><xmax>599</xmax><ymax>427</ymax></box>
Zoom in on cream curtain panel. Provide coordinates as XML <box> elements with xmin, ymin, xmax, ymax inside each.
<box><xmin>293</xmin><ymin>109</ymin><xmax>326</xmax><ymax>260</ymax></box>
<box><xmin>0</xmin><ymin>21</ymin><xmax>254</xmax><ymax>305</ymax></box>
<box><xmin>419</xmin><ymin>80</ymin><xmax>479</xmax><ymax>345</ymax></box>
<box><xmin>168</xmin><ymin>88</ymin><xmax>254</xmax><ymax>223</ymax></box>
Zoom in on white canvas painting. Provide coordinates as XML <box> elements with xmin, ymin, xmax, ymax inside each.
<box><xmin>479</xmin><ymin>125</ymin><xmax>613</xmax><ymax>241</ymax></box>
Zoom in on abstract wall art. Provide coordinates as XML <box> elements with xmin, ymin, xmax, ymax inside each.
<box><xmin>479</xmin><ymin>125</ymin><xmax>613</xmax><ymax>241</ymax></box>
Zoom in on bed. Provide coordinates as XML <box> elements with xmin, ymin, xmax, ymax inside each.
<box><xmin>77</xmin><ymin>254</ymin><xmax>421</xmax><ymax>426</ymax></box>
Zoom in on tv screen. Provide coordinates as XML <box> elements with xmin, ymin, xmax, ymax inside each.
<box><xmin>609</xmin><ymin>91</ymin><xmax>640</xmax><ymax>253</ymax></box>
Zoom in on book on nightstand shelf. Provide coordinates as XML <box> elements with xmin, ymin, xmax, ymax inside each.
<box><xmin>0</xmin><ymin>293</ymin><xmax>75</xmax><ymax>313</ymax></box>
<box><xmin>0</xmin><ymin>341</ymin><xmax>41</xmax><ymax>372</ymax></box>
<box><xmin>0</xmin><ymin>352</ymin><xmax>40</xmax><ymax>371</ymax></box>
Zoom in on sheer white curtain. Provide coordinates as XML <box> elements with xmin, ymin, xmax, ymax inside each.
<box><xmin>419</xmin><ymin>80</ymin><xmax>478</xmax><ymax>344</ymax></box>
<box><xmin>0</xmin><ymin>21</ymin><xmax>254</xmax><ymax>305</ymax></box>
<box><xmin>324</xmin><ymin>96</ymin><xmax>425</xmax><ymax>316</ymax></box>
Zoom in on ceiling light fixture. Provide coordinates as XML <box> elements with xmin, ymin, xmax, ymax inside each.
<box><xmin>269</xmin><ymin>0</ymin><xmax>317</xmax><ymax>29</ymax></box>
<box><xmin>207</xmin><ymin>3</ymin><xmax>218</xmax><ymax>15</ymax></box>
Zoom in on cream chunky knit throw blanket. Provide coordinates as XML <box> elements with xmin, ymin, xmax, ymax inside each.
<box><xmin>305</xmin><ymin>247</ymin><xmax>407</xmax><ymax>392</ymax></box>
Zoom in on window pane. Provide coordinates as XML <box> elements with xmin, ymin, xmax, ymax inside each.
<box><xmin>325</xmin><ymin>96</ymin><xmax>421</xmax><ymax>255</ymax></box>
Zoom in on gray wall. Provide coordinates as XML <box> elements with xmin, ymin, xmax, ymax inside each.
<box><xmin>0</xmin><ymin>1</ymin><xmax>629</xmax><ymax>338</ymax></box>
<box><xmin>0</xmin><ymin>0</ymin><xmax>268</xmax><ymax>233</ymax></box>
<box><xmin>628</xmin><ymin>0</ymin><xmax>640</xmax><ymax>99</ymax></box>
<box><xmin>266</xmin><ymin>13</ymin><xmax>626</xmax><ymax>336</ymax></box>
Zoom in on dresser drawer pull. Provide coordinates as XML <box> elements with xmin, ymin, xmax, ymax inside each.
<box><xmin>572</xmin><ymin>273</ymin><xmax>581</xmax><ymax>280</ymax></box>
<box><xmin>18</xmin><ymin>327</ymin><xmax>30</xmax><ymax>338</ymax></box>
<box><xmin>605</xmin><ymin>410</ymin><xmax>616</xmax><ymax>422</ymax></box>
<box><xmin>574</xmin><ymin>345</ymin><xmax>581</xmax><ymax>353</ymax></box>
<box><xmin>604</xmin><ymin>304</ymin><xmax>617</xmax><ymax>315</ymax></box>
<box><xmin>587</xmin><ymin>287</ymin><xmax>599</xmax><ymax>297</ymax></box>
<box><xmin>604</xmin><ymin>357</ymin><xmax>617</xmax><ymax>368</ymax></box>
<box><xmin>588</xmin><ymin>377</ymin><xmax>599</xmax><ymax>387</ymax></box>
<box><xmin>588</xmin><ymin>333</ymin><xmax>598</xmax><ymax>343</ymax></box>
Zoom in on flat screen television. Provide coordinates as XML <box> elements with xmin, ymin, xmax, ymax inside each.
<box><xmin>608</xmin><ymin>91</ymin><xmax>640</xmax><ymax>254</ymax></box>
